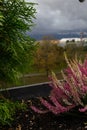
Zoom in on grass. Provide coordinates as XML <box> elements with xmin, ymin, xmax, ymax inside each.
<box><xmin>18</xmin><ymin>72</ymin><xmax>63</xmax><ymax>86</ymax></box>
<box><xmin>7</xmin><ymin>72</ymin><xmax>62</xmax><ymax>88</ymax></box>
<box><xmin>20</xmin><ymin>74</ymin><xmax>49</xmax><ymax>85</ymax></box>
<box><xmin>0</xmin><ymin>72</ymin><xmax>63</xmax><ymax>88</ymax></box>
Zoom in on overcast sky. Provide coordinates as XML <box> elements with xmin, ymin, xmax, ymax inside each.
<box><xmin>27</xmin><ymin>0</ymin><xmax>87</xmax><ymax>35</ymax></box>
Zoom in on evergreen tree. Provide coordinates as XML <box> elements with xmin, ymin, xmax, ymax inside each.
<box><xmin>0</xmin><ymin>0</ymin><xmax>36</xmax><ymax>86</ymax></box>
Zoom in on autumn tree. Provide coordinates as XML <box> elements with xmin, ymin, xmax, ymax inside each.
<box><xmin>0</xmin><ymin>0</ymin><xmax>36</xmax><ymax>86</ymax></box>
<box><xmin>53</xmin><ymin>45</ymin><xmax>66</xmax><ymax>71</ymax></box>
<box><xmin>34</xmin><ymin>36</ymin><xmax>58</xmax><ymax>76</ymax></box>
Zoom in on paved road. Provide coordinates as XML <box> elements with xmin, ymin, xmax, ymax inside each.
<box><xmin>23</xmin><ymin>73</ymin><xmax>46</xmax><ymax>77</ymax></box>
<box><xmin>22</xmin><ymin>72</ymin><xmax>61</xmax><ymax>77</ymax></box>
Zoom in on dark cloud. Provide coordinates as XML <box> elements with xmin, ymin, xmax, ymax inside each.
<box><xmin>27</xmin><ymin>0</ymin><xmax>87</xmax><ymax>34</ymax></box>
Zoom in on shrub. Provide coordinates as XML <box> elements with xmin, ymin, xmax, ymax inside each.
<box><xmin>31</xmin><ymin>54</ymin><xmax>87</xmax><ymax>114</ymax></box>
<box><xmin>0</xmin><ymin>0</ymin><xmax>36</xmax><ymax>86</ymax></box>
<box><xmin>0</xmin><ymin>97</ymin><xmax>27</xmax><ymax>126</ymax></box>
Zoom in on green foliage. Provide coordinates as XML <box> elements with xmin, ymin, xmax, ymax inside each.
<box><xmin>0</xmin><ymin>98</ymin><xmax>27</xmax><ymax>126</ymax></box>
<box><xmin>0</xmin><ymin>0</ymin><xmax>4</xmax><ymax>30</ymax></box>
<box><xmin>0</xmin><ymin>0</ymin><xmax>36</xmax><ymax>86</ymax></box>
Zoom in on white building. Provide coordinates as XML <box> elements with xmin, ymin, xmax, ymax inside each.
<box><xmin>83</xmin><ymin>38</ymin><xmax>87</xmax><ymax>42</ymax></box>
<box><xmin>58</xmin><ymin>38</ymin><xmax>85</xmax><ymax>47</ymax></box>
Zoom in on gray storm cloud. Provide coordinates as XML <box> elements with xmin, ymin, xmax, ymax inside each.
<box><xmin>27</xmin><ymin>0</ymin><xmax>87</xmax><ymax>34</ymax></box>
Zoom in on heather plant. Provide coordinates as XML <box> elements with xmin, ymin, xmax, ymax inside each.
<box><xmin>31</xmin><ymin>54</ymin><xmax>87</xmax><ymax>114</ymax></box>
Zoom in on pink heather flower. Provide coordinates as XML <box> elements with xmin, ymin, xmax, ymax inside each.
<box><xmin>31</xmin><ymin>56</ymin><xmax>87</xmax><ymax>115</ymax></box>
<box><xmin>40</xmin><ymin>97</ymin><xmax>75</xmax><ymax>114</ymax></box>
<box><xmin>79</xmin><ymin>106</ymin><xmax>87</xmax><ymax>112</ymax></box>
<box><xmin>63</xmin><ymin>82</ymin><xmax>72</xmax><ymax>94</ymax></box>
<box><xmin>31</xmin><ymin>106</ymin><xmax>48</xmax><ymax>114</ymax></box>
<box><xmin>81</xmin><ymin>86</ymin><xmax>87</xmax><ymax>95</ymax></box>
<box><xmin>40</xmin><ymin>97</ymin><xmax>59</xmax><ymax>114</ymax></box>
<box><xmin>51</xmin><ymin>87</ymin><xmax>67</xmax><ymax>100</ymax></box>
<box><xmin>78</xmin><ymin>64</ymin><xmax>87</xmax><ymax>76</ymax></box>
<box><xmin>83</xmin><ymin>58</ymin><xmax>87</xmax><ymax>67</ymax></box>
